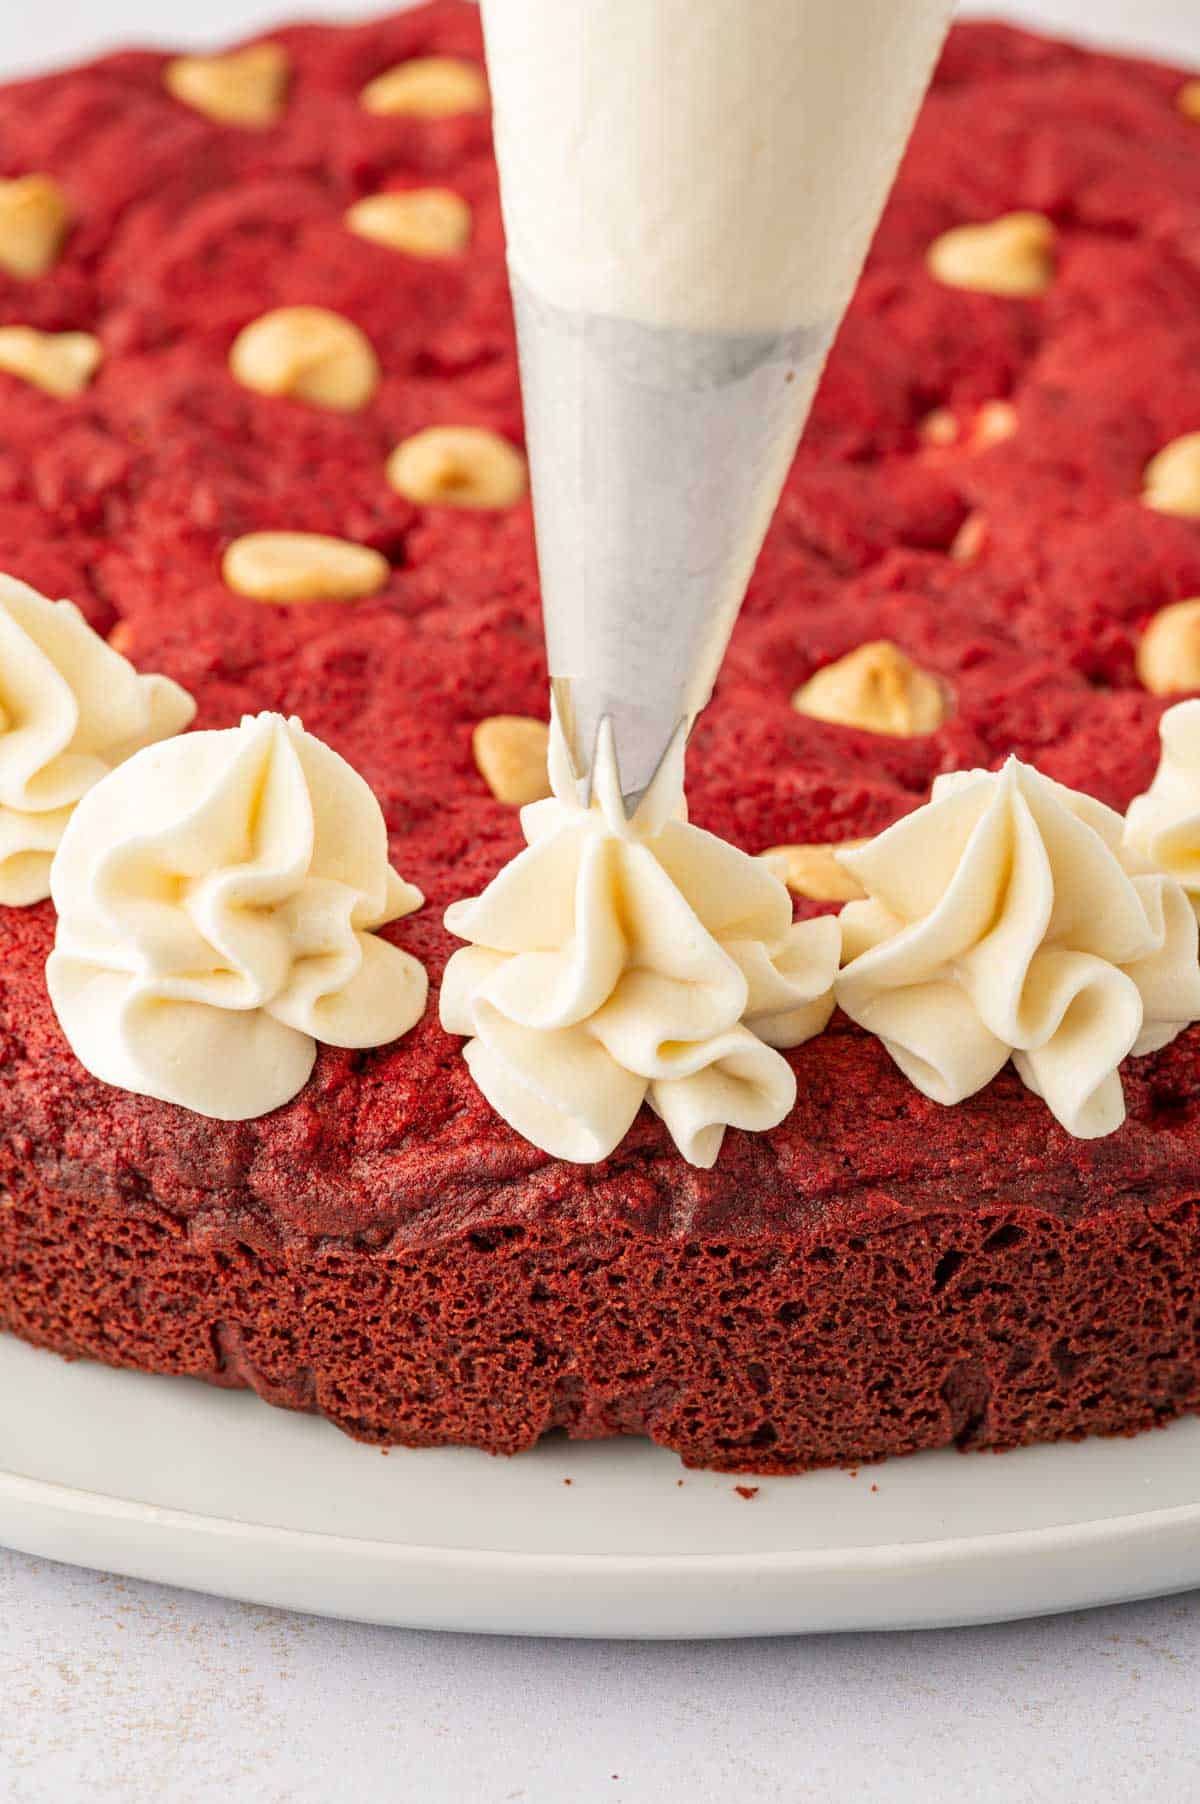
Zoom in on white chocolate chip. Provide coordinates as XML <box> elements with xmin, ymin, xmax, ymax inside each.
<box><xmin>0</xmin><ymin>175</ymin><xmax>71</xmax><ymax>281</ymax></box>
<box><xmin>792</xmin><ymin>641</ymin><xmax>947</xmax><ymax>737</ymax></box>
<box><xmin>762</xmin><ymin>841</ymin><xmax>867</xmax><ymax>902</ymax></box>
<box><xmin>345</xmin><ymin>188</ymin><xmax>471</xmax><ymax>258</ymax></box>
<box><xmin>1177</xmin><ymin>81</ymin><xmax>1200</xmax><ymax>122</ymax></box>
<box><xmin>1136</xmin><ymin>599</ymin><xmax>1200</xmax><ymax>695</ymax></box>
<box><xmin>919</xmin><ymin>408</ymin><xmax>959</xmax><ymax>447</ymax></box>
<box><xmin>473</xmin><ymin>715</ymin><xmax>551</xmax><ymax>805</ymax></box>
<box><xmin>386</xmin><ymin>426</ymin><xmax>527</xmax><ymax>509</ymax></box>
<box><xmin>921</xmin><ymin>400</ymin><xmax>1018</xmax><ymax>454</ymax></box>
<box><xmin>165</xmin><ymin>43</ymin><xmax>289</xmax><ymax>128</ymax></box>
<box><xmin>0</xmin><ymin>327</ymin><xmax>101</xmax><ymax>397</ymax></box>
<box><xmin>360</xmin><ymin>57</ymin><xmax>487</xmax><ymax>118</ymax></box>
<box><xmin>222</xmin><ymin>532</ymin><xmax>390</xmax><ymax>604</ymax></box>
<box><xmin>927</xmin><ymin>211</ymin><xmax>1056</xmax><ymax>298</ymax></box>
<box><xmin>1142</xmin><ymin>434</ymin><xmax>1200</xmax><ymax>520</ymax></box>
<box><xmin>973</xmin><ymin>399</ymin><xmax>1018</xmax><ymax>447</ymax></box>
<box><xmin>229</xmin><ymin>306</ymin><xmax>379</xmax><ymax>412</ymax></box>
<box><xmin>950</xmin><ymin>513</ymin><xmax>987</xmax><ymax>563</ymax></box>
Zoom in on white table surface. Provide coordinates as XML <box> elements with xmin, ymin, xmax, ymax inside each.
<box><xmin>4</xmin><ymin>3</ymin><xmax>1200</xmax><ymax>1800</ymax></box>
<box><xmin>1</xmin><ymin>1545</ymin><xmax>1197</xmax><ymax>1803</ymax></box>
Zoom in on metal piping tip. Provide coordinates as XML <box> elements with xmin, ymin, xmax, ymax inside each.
<box><xmin>515</xmin><ymin>277</ymin><xmax>836</xmax><ymax>825</ymax></box>
<box><xmin>552</xmin><ymin>677</ymin><xmax>687</xmax><ymax>819</ymax></box>
<box><xmin>550</xmin><ymin>689</ymin><xmax>689</xmax><ymax>829</ymax></box>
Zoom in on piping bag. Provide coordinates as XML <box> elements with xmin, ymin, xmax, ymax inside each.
<box><xmin>479</xmin><ymin>0</ymin><xmax>954</xmax><ymax>816</ymax></box>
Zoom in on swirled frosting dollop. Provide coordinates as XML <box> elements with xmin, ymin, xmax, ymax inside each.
<box><xmin>1125</xmin><ymin>700</ymin><xmax>1200</xmax><ymax>916</ymax></box>
<box><xmin>835</xmin><ymin>757</ymin><xmax>1200</xmax><ymax>1138</ymax></box>
<box><xmin>0</xmin><ymin>573</ymin><xmax>195</xmax><ymax>904</ymax></box>
<box><xmin>440</xmin><ymin>715</ymin><xmax>840</xmax><ymax>1167</ymax></box>
<box><xmin>47</xmin><ymin>712</ymin><xmax>428</xmax><ymax>1119</ymax></box>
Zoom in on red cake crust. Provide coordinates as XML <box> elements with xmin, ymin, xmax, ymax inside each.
<box><xmin>2</xmin><ymin>7</ymin><xmax>1200</xmax><ymax>1472</ymax></box>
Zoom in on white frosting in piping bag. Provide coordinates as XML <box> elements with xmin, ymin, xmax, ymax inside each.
<box><xmin>1125</xmin><ymin>700</ymin><xmax>1200</xmax><ymax>916</ymax></box>
<box><xmin>441</xmin><ymin>712</ymin><xmax>840</xmax><ymax>1167</ymax></box>
<box><xmin>47</xmin><ymin>712</ymin><xmax>428</xmax><ymax>1120</ymax></box>
<box><xmin>836</xmin><ymin>758</ymin><xmax>1200</xmax><ymax>1139</ymax></box>
<box><xmin>0</xmin><ymin>574</ymin><xmax>195</xmax><ymax>905</ymax></box>
<box><xmin>480</xmin><ymin>0</ymin><xmax>954</xmax><ymax>334</ymax></box>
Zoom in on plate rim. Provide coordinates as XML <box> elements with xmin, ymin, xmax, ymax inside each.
<box><xmin>5</xmin><ymin>1463</ymin><xmax>1200</xmax><ymax>1575</ymax></box>
<box><xmin>6</xmin><ymin>1339</ymin><xmax>1200</xmax><ymax>1634</ymax></box>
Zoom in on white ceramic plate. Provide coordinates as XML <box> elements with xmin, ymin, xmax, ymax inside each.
<box><xmin>2</xmin><ymin>1334</ymin><xmax>1199</xmax><ymax>1637</ymax></box>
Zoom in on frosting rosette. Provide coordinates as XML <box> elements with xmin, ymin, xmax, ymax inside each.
<box><xmin>1125</xmin><ymin>700</ymin><xmax>1200</xmax><ymax>915</ymax></box>
<box><xmin>0</xmin><ymin>573</ymin><xmax>195</xmax><ymax>904</ymax></box>
<box><xmin>836</xmin><ymin>757</ymin><xmax>1200</xmax><ymax>1138</ymax></box>
<box><xmin>47</xmin><ymin>712</ymin><xmax>428</xmax><ymax>1119</ymax></box>
<box><xmin>441</xmin><ymin>715</ymin><xmax>840</xmax><ymax>1167</ymax></box>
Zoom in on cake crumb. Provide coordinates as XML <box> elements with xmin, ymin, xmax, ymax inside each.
<box><xmin>871</xmin><ymin>1483</ymin><xmax>879</xmax><ymax>1493</ymax></box>
<box><xmin>562</xmin><ymin>1477</ymin><xmax>572</xmax><ymax>1486</ymax></box>
<box><xmin>734</xmin><ymin>1484</ymin><xmax>759</xmax><ymax>1500</ymax></box>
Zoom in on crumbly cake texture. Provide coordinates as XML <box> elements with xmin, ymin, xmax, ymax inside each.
<box><xmin>3</xmin><ymin>7</ymin><xmax>1200</xmax><ymax>1473</ymax></box>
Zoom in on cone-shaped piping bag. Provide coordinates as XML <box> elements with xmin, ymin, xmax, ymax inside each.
<box><xmin>480</xmin><ymin>0</ymin><xmax>954</xmax><ymax>813</ymax></box>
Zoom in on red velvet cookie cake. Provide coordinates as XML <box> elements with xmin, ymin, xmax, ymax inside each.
<box><xmin>3</xmin><ymin>6</ymin><xmax>1200</xmax><ymax>1473</ymax></box>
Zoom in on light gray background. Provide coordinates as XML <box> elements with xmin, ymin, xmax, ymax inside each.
<box><xmin>1</xmin><ymin>1551</ymin><xmax>1198</xmax><ymax>1803</ymax></box>
<box><xmin>2</xmin><ymin>0</ymin><xmax>1198</xmax><ymax>72</ymax></box>
<box><xmin>3</xmin><ymin>4</ymin><xmax>1200</xmax><ymax>1801</ymax></box>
